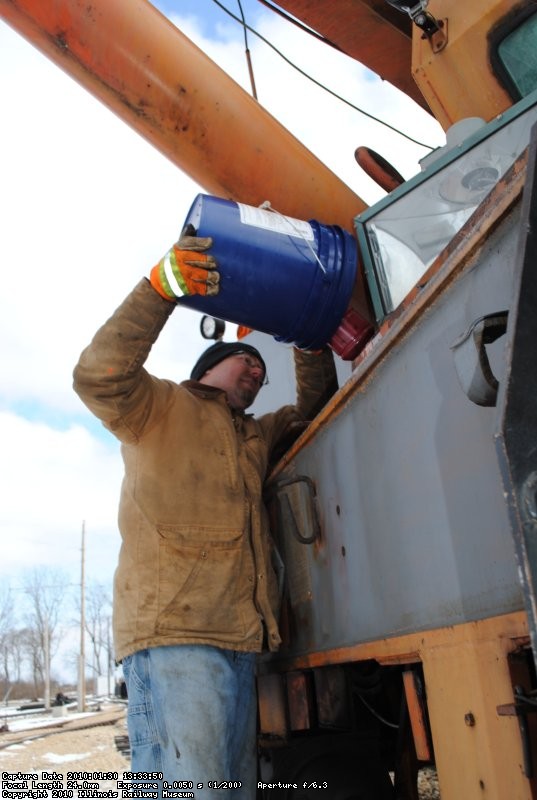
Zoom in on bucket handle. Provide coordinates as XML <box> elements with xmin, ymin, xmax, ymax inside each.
<box><xmin>259</xmin><ymin>200</ymin><xmax>328</xmax><ymax>276</ymax></box>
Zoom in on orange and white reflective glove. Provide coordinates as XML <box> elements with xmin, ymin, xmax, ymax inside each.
<box><xmin>150</xmin><ymin>224</ymin><xmax>219</xmax><ymax>301</ymax></box>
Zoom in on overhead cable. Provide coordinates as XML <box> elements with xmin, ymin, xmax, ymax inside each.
<box><xmin>209</xmin><ymin>0</ymin><xmax>435</xmax><ymax>150</ymax></box>
<box><xmin>237</xmin><ymin>0</ymin><xmax>258</xmax><ymax>99</ymax></box>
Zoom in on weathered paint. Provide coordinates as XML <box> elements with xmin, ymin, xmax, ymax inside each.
<box><xmin>270</xmin><ymin>0</ymin><xmax>518</xmax><ymax>130</ymax></box>
<box><xmin>258</xmin><ymin>672</ymin><xmax>287</xmax><ymax>738</ymax></box>
<box><xmin>495</xmin><ymin>122</ymin><xmax>537</xmax><ymax>670</ymax></box>
<box><xmin>402</xmin><ymin>670</ymin><xmax>432</xmax><ymax>762</ymax></box>
<box><xmin>255</xmin><ymin>123</ymin><xmax>535</xmax><ymax>797</ymax></box>
<box><xmin>0</xmin><ymin>0</ymin><xmax>367</xmax><ymax>236</ymax></box>
<box><xmin>259</xmin><ymin>613</ymin><xmax>531</xmax><ymax>798</ymax></box>
<box><xmin>412</xmin><ymin>0</ymin><xmax>515</xmax><ymax>128</ymax></box>
<box><xmin>260</xmin><ymin>153</ymin><xmax>526</xmax><ymax>658</ymax></box>
<box><xmin>421</xmin><ymin>615</ymin><xmax>531</xmax><ymax>799</ymax></box>
<box><xmin>272</xmin><ymin>148</ymin><xmax>527</xmax><ymax>472</ymax></box>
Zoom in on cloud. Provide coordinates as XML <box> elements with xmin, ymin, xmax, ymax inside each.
<box><xmin>0</xmin><ymin>9</ymin><xmax>445</xmax><ymax>422</ymax></box>
<box><xmin>0</xmin><ymin>412</ymin><xmax>122</xmax><ymax>584</ymax></box>
<box><xmin>0</xmin><ymin>4</ymin><xmax>445</xmax><ymax>679</ymax></box>
<box><xmin>169</xmin><ymin>6</ymin><xmax>445</xmax><ymax>201</ymax></box>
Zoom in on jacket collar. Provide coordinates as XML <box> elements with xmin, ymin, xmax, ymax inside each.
<box><xmin>182</xmin><ymin>379</ymin><xmax>225</xmax><ymax>400</ymax></box>
<box><xmin>181</xmin><ymin>380</ymin><xmax>254</xmax><ymax>420</ymax></box>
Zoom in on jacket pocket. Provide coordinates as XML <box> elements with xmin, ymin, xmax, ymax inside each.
<box><xmin>155</xmin><ymin>525</ymin><xmax>245</xmax><ymax>638</ymax></box>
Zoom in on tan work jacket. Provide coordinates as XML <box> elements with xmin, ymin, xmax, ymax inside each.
<box><xmin>73</xmin><ymin>279</ymin><xmax>336</xmax><ymax>660</ymax></box>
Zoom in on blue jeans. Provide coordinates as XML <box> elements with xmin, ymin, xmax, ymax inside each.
<box><xmin>122</xmin><ymin>645</ymin><xmax>257</xmax><ymax>800</ymax></box>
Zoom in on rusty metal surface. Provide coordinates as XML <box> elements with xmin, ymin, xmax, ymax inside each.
<box><xmin>272</xmin><ymin>148</ymin><xmax>528</xmax><ymax>473</ymax></box>
<box><xmin>258</xmin><ymin>672</ymin><xmax>287</xmax><ymax>737</ymax></box>
<box><xmin>258</xmin><ymin>610</ymin><xmax>527</xmax><ymax>676</ymax></box>
<box><xmin>286</xmin><ymin>670</ymin><xmax>314</xmax><ymax>731</ymax></box>
<box><xmin>403</xmin><ymin>669</ymin><xmax>433</xmax><ymax>762</ymax></box>
<box><xmin>265</xmin><ymin>153</ymin><xmax>528</xmax><ymax>661</ymax></box>
<box><xmin>313</xmin><ymin>665</ymin><xmax>352</xmax><ymax>729</ymax></box>
<box><xmin>495</xmin><ymin>122</ymin><xmax>537</xmax><ymax>674</ymax></box>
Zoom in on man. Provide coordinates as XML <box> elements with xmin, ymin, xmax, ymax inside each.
<box><xmin>73</xmin><ymin>229</ymin><xmax>337</xmax><ymax>798</ymax></box>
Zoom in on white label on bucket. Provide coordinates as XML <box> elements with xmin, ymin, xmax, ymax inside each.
<box><xmin>238</xmin><ymin>203</ymin><xmax>314</xmax><ymax>241</ymax></box>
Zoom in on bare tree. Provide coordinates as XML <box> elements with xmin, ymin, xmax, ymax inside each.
<box><xmin>5</xmin><ymin>628</ymin><xmax>25</xmax><ymax>685</ymax></box>
<box><xmin>23</xmin><ymin>626</ymin><xmax>43</xmax><ymax>698</ymax></box>
<box><xmin>0</xmin><ymin>586</ymin><xmax>14</xmax><ymax>697</ymax></box>
<box><xmin>22</xmin><ymin>567</ymin><xmax>68</xmax><ymax>702</ymax></box>
<box><xmin>0</xmin><ymin>586</ymin><xmax>14</xmax><ymax>684</ymax></box>
<box><xmin>84</xmin><ymin>581</ymin><xmax>112</xmax><ymax>679</ymax></box>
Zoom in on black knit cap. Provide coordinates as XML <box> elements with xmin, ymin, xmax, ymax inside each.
<box><xmin>190</xmin><ymin>341</ymin><xmax>267</xmax><ymax>382</ymax></box>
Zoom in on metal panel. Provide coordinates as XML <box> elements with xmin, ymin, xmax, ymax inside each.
<box><xmin>268</xmin><ymin>183</ymin><xmax>526</xmax><ymax>660</ymax></box>
<box><xmin>258</xmin><ymin>673</ymin><xmax>288</xmax><ymax>737</ymax></box>
<box><xmin>495</xmin><ymin>122</ymin><xmax>537</xmax><ymax>666</ymax></box>
<box><xmin>286</xmin><ymin>671</ymin><xmax>314</xmax><ymax>731</ymax></box>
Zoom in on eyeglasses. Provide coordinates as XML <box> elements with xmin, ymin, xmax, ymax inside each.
<box><xmin>233</xmin><ymin>353</ymin><xmax>269</xmax><ymax>386</ymax></box>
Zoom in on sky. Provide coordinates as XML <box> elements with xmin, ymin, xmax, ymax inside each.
<box><xmin>0</xmin><ymin>0</ymin><xmax>444</xmax><ymax>675</ymax></box>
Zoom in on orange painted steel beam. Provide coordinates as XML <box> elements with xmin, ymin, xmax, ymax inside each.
<box><xmin>0</xmin><ymin>0</ymin><xmax>367</xmax><ymax>232</ymax></box>
<box><xmin>402</xmin><ymin>669</ymin><xmax>433</xmax><ymax>762</ymax></box>
<box><xmin>0</xmin><ymin>0</ymin><xmax>372</xmax><ymax>322</ymax></box>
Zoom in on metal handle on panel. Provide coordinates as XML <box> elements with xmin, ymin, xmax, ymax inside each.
<box><xmin>450</xmin><ymin>311</ymin><xmax>508</xmax><ymax>406</ymax></box>
<box><xmin>268</xmin><ymin>475</ymin><xmax>321</xmax><ymax>545</ymax></box>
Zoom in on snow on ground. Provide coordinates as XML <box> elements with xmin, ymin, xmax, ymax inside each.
<box><xmin>0</xmin><ymin>700</ymin><xmax>129</xmax><ymax>787</ymax></box>
<box><xmin>3</xmin><ymin>709</ymin><xmax>103</xmax><ymax>733</ymax></box>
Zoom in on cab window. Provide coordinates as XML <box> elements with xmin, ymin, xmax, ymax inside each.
<box><xmin>490</xmin><ymin>7</ymin><xmax>537</xmax><ymax>100</ymax></box>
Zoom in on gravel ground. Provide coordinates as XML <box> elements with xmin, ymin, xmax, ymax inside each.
<box><xmin>0</xmin><ymin>709</ymin><xmax>440</xmax><ymax>797</ymax></box>
<box><xmin>417</xmin><ymin>768</ymin><xmax>440</xmax><ymax>799</ymax></box>
<box><xmin>0</xmin><ymin>710</ymin><xmax>129</xmax><ymax>792</ymax></box>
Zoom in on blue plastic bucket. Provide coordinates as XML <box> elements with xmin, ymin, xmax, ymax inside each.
<box><xmin>178</xmin><ymin>194</ymin><xmax>357</xmax><ymax>351</ymax></box>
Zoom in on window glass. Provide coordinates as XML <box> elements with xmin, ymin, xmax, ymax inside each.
<box><xmin>498</xmin><ymin>13</ymin><xmax>537</xmax><ymax>98</ymax></box>
<box><xmin>359</xmin><ymin>100</ymin><xmax>537</xmax><ymax>317</ymax></box>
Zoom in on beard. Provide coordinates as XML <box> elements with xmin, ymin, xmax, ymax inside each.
<box><xmin>236</xmin><ymin>385</ymin><xmax>257</xmax><ymax>408</ymax></box>
<box><xmin>228</xmin><ymin>380</ymin><xmax>259</xmax><ymax>411</ymax></box>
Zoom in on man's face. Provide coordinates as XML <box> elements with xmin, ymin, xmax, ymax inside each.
<box><xmin>199</xmin><ymin>352</ymin><xmax>265</xmax><ymax>410</ymax></box>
